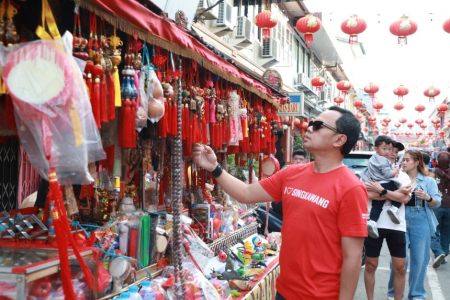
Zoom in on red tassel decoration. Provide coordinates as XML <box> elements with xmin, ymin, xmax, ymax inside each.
<box><xmin>121</xmin><ymin>101</ymin><xmax>136</xmax><ymax>148</ymax></box>
<box><xmin>158</xmin><ymin>100</ymin><xmax>168</xmax><ymax>138</ymax></box>
<box><xmin>192</xmin><ymin>114</ymin><xmax>202</xmax><ymax>144</ymax></box>
<box><xmin>92</xmin><ymin>64</ymin><xmax>103</xmax><ymax>128</ymax></box>
<box><xmin>201</xmin><ymin>114</ymin><xmax>208</xmax><ymax>145</ymax></box>
<box><xmin>107</xmin><ymin>73</ymin><xmax>116</xmax><ymax>121</ymax></box>
<box><xmin>100</xmin><ymin>74</ymin><xmax>108</xmax><ymax>123</ymax></box>
<box><xmin>85</xmin><ymin>61</ymin><xmax>94</xmax><ymax>99</ymax></box>
<box><xmin>204</xmin><ymin>99</ymin><xmax>210</xmax><ymax>124</ymax></box>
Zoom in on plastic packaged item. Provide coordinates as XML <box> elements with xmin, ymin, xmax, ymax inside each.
<box><xmin>1</xmin><ymin>32</ymin><xmax>105</xmax><ymax>184</ymax></box>
<box><xmin>129</xmin><ymin>286</ymin><xmax>143</xmax><ymax>300</ymax></box>
<box><xmin>143</xmin><ymin>68</ymin><xmax>165</xmax><ymax>123</ymax></box>
<box><xmin>227</xmin><ymin>91</ymin><xmax>243</xmax><ymax>146</ymax></box>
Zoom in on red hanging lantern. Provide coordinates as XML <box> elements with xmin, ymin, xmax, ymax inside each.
<box><xmin>382</xmin><ymin>129</ymin><xmax>389</xmax><ymax>135</ymax></box>
<box><xmin>337</xmin><ymin>80</ymin><xmax>352</xmax><ymax>96</ymax></box>
<box><xmin>394</xmin><ymin>123</ymin><xmax>401</xmax><ymax>128</ymax></box>
<box><xmin>360</xmin><ymin>107</ymin><xmax>368</xmax><ymax>114</ymax></box>
<box><xmin>373</xmin><ymin>101</ymin><xmax>383</xmax><ymax>112</ymax></box>
<box><xmin>255</xmin><ymin>10</ymin><xmax>279</xmax><ymax>42</ymax></box>
<box><xmin>416</xmin><ymin>131</ymin><xmax>423</xmax><ymax>136</ymax></box>
<box><xmin>341</xmin><ymin>14</ymin><xmax>367</xmax><ymax>44</ymax></box>
<box><xmin>393</xmin><ymin>132</ymin><xmax>399</xmax><ymax>136</ymax></box>
<box><xmin>373</xmin><ymin>129</ymin><xmax>379</xmax><ymax>135</ymax></box>
<box><xmin>431</xmin><ymin>118</ymin><xmax>440</xmax><ymax>125</ymax></box>
<box><xmin>294</xmin><ymin>117</ymin><xmax>301</xmax><ymax>129</ymax></box>
<box><xmin>420</xmin><ymin>123</ymin><xmax>427</xmax><ymax>129</ymax></box>
<box><xmin>428</xmin><ymin>131</ymin><xmax>434</xmax><ymax>137</ymax></box>
<box><xmin>393</xmin><ymin>102</ymin><xmax>404</xmax><ymax>112</ymax></box>
<box><xmin>389</xmin><ymin>15</ymin><xmax>418</xmax><ymax>45</ymax></box>
<box><xmin>446</xmin><ymin>123</ymin><xmax>450</xmax><ymax>128</ymax></box>
<box><xmin>399</xmin><ymin>117</ymin><xmax>407</xmax><ymax>124</ymax></box>
<box><xmin>405</xmin><ymin>132</ymin><xmax>412</xmax><ymax>136</ymax></box>
<box><xmin>444</xmin><ymin>18</ymin><xmax>450</xmax><ymax>34</ymax></box>
<box><xmin>363</xmin><ymin>127</ymin><xmax>369</xmax><ymax>133</ymax></box>
<box><xmin>355</xmin><ymin>112</ymin><xmax>363</xmax><ymax>120</ymax></box>
<box><xmin>437</xmin><ymin>103</ymin><xmax>448</xmax><ymax>116</ymax></box>
<box><xmin>415</xmin><ymin>118</ymin><xmax>424</xmax><ymax>125</ymax></box>
<box><xmin>354</xmin><ymin>99</ymin><xmax>364</xmax><ymax>110</ymax></box>
<box><xmin>368</xmin><ymin>116</ymin><xmax>376</xmax><ymax>123</ymax></box>
<box><xmin>296</xmin><ymin>14</ymin><xmax>322</xmax><ymax>48</ymax></box>
<box><xmin>439</xmin><ymin>130</ymin><xmax>446</xmax><ymax>137</ymax></box>
<box><xmin>334</xmin><ymin>95</ymin><xmax>344</xmax><ymax>106</ymax></box>
<box><xmin>383</xmin><ymin>117</ymin><xmax>391</xmax><ymax>124</ymax></box>
<box><xmin>407</xmin><ymin>123</ymin><xmax>414</xmax><ymax>129</ymax></box>
<box><xmin>311</xmin><ymin>76</ymin><xmax>326</xmax><ymax>92</ymax></box>
<box><xmin>414</xmin><ymin>103</ymin><xmax>426</xmax><ymax>114</ymax></box>
<box><xmin>393</xmin><ymin>85</ymin><xmax>409</xmax><ymax>101</ymax></box>
<box><xmin>424</xmin><ymin>86</ymin><xmax>441</xmax><ymax>102</ymax></box>
<box><xmin>364</xmin><ymin>83</ymin><xmax>379</xmax><ymax>99</ymax></box>
<box><xmin>381</xmin><ymin>122</ymin><xmax>388</xmax><ymax>128</ymax></box>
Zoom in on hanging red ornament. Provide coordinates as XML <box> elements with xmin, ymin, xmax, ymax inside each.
<box><xmin>407</xmin><ymin>123</ymin><xmax>414</xmax><ymax>129</ymax></box>
<box><xmin>296</xmin><ymin>14</ymin><xmax>322</xmax><ymax>48</ymax></box>
<box><xmin>381</xmin><ymin>122</ymin><xmax>388</xmax><ymax>128</ymax></box>
<box><xmin>337</xmin><ymin>80</ymin><xmax>352</xmax><ymax>96</ymax></box>
<box><xmin>373</xmin><ymin>129</ymin><xmax>379</xmax><ymax>135</ymax></box>
<box><xmin>294</xmin><ymin>118</ymin><xmax>301</xmax><ymax>129</ymax></box>
<box><xmin>420</xmin><ymin>123</ymin><xmax>427</xmax><ymax>129</ymax></box>
<box><xmin>382</xmin><ymin>129</ymin><xmax>389</xmax><ymax>135</ymax></box>
<box><xmin>389</xmin><ymin>15</ymin><xmax>418</xmax><ymax>45</ymax></box>
<box><xmin>311</xmin><ymin>76</ymin><xmax>326</xmax><ymax>92</ymax></box>
<box><xmin>444</xmin><ymin>18</ymin><xmax>450</xmax><ymax>33</ymax></box>
<box><xmin>431</xmin><ymin>118</ymin><xmax>441</xmax><ymax>125</ymax></box>
<box><xmin>424</xmin><ymin>86</ymin><xmax>441</xmax><ymax>102</ymax></box>
<box><xmin>393</xmin><ymin>102</ymin><xmax>404</xmax><ymax>112</ymax></box>
<box><xmin>394</xmin><ymin>123</ymin><xmax>401</xmax><ymax>128</ymax></box>
<box><xmin>255</xmin><ymin>10</ymin><xmax>278</xmax><ymax>42</ymax></box>
<box><xmin>383</xmin><ymin>117</ymin><xmax>391</xmax><ymax>124</ymax></box>
<box><xmin>341</xmin><ymin>15</ymin><xmax>367</xmax><ymax>44</ymax></box>
<box><xmin>393</xmin><ymin>85</ymin><xmax>409</xmax><ymax>101</ymax></box>
<box><xmin>439</xmin><ymin>130</ymin><xmax>446</xmax><ymax>137</ymax></box>
<box><xmin>355</xmin><ymin>112</ymin><xmax>363</xmax><ymax>121</ymax></box>
<box><xmin>415</xmin><ymin>118</ymin><xmax>424</xmax><ymax>125</ymax></box>
<box><xmin>354</xmin><ymin>99</ymin><xmax>364</xmax><ymax>110</ymax></box>
<box><xmin>363</xmin><ymin>127</ymin><xmax>369</xmax><ymax>133</ymax></box>
<box><xmin>416</xmin><ymin>132</ymin><xmax>423</xmax><ymax>136</ymax></box>
<box><xmin>415</xmin><ymin>103</ymin><xmax>426</xmax><ymax>114</ymax></box>
<box><xmin>364</xmin><ymin>83</ymin><xmax>379</xmax><ymax>99</ymax></box>
<box><xmin>373</xmin><ymin>101</ymin><xmax>383</xmax><ymax>112</ymax></box>
<box><xmin>334</xmin><ymin>95</ymin><xmax>344</xmax><ymax>106</ymax></box>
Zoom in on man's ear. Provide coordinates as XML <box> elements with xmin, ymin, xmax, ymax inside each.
<box><xmin>333</xmin><ymin>134</ymin><xmax>347</xmax><ymax>149</ymax></box>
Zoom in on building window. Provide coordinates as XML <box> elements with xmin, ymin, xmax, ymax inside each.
<box><xmin>299</xmin><ymin>45</ymin><xmax>304</xmax><ymax>73</ymax></box>
<box><xmin>294</xmin><ymin>39</ymin><xmax>299</xmax><ymax>73</ymax></box>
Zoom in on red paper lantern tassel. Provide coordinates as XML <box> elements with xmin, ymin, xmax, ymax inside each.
<box><xmin>201</xmin><ymin>169</ymin><xmax>206</xmax><ymax>189</ymax></box>
<box><xmin>51</xmin><ymin>210</ymin><xmax>77</xmax><ymax>300</ymax></box>
<box><xmin>92</xmin><ymin>77</ymin><xmax>101</xmax><ymax>128</ymax></box>
<box><xmin>209</xmin><ymin>123</ymin><xmax>215</xmax><ymax>148</ymax></box>
<box><xmin>218</xmin><ymin>121</ymin><xmax>223</xmax><ymax>150</ymax></box>
<box><xmin>107</xmin><ymin>73</ymin><xmax>116</xmax><ymax>121</ymax></box>
<box><xmin>121</xmin><ymin>101</ymin><xmax>136</xmax><ymax>148</ymax></box>
<box><xmin>225</xmin><ymin>118</ymin><xmax>231</xmax><ymax>146</ymax></box>
<box><xmin>305</xmin><ymin>33</ymin><xmax>314</xmax><ymax>48</ymax></box>
<box><xmin>100</xmin><ymin>75</ymin><xmax>108</xmax><ymax>123</ymax></box>
<box><xmin>158</xmin><ymin>100</ymin><xmax>168</xmax><ymax>138</ymax></box>
<box><xmin>262</xmin><ymin>28</ymin><xmax>270</xmax><ymax>42</ymax></box>
<box><xmin>192</xmin><ymin>114</ymin><xmax>202</xmax><ymax>144</ymax></box>
<box><xmin>204</xmin><ymin>100</ymin><xmax>210</xmax><ymax>124</ymax></box>
<box><xmin>201</xmin><ymin>114</ymin><xmax>208</xmax><ymax>144</ymax></box>
<box><xmin>85</xmin><ymin>61</ymin><xmax>94</xmax><ymax>99</ymax></box>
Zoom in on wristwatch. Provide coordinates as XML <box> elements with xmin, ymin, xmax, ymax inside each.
<box><xmin>426</xmin><ymin>197</ymin><xmax>433</xmax><ymax>203</ymax></box>
<box><xmin>211</xmin><ymin>164</ymin><xmax>223</xmax><ymax>178</ymax></box>
<box><xmin>379</xmin><ymin>189</ymin><xmax>388</xmax><ymax>197</ymax></box>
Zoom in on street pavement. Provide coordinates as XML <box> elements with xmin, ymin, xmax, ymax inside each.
<box><xmin>354</xmin><ymin>241</ymin><xmax>450</xmax><ymax>299</ymax></box>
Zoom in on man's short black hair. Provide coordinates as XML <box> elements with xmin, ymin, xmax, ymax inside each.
<box><xmin>374</xmin><ymin>135</ymin><xmax>393</xmax><ymax>147</ymax></box>
<box><xmin>328</xmin><ymin>106</ymin><xmax>361</xmax><ymax>156</ymax></box>
<box><xmin>422</xmin><ymin>153</ymin><xmax>431</xmax><ymax>165</ymax></box>
<box><xmin>293</xmin><ymin>149</ymin><xmax>306</xmax><ymax>158</ymax></box>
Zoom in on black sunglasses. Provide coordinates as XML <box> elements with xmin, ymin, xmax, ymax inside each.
<box><xmin>308</xmin><ymin>120</ymin><xmax>343</xmax><ymax>134</ymax></box>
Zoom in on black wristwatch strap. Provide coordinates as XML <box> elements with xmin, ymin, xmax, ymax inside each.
<box><xmin>426</xmin><ymin>197</ymin><xmax>433</xmax><ymax>203</ymax></box>
<box><xmin>379</xmin><ymin>189</ymin><xmax>388</xmax><ymax>197</ymax></box>
<box><xmin>211</xmin><ymin>164</ymin><xmax>223</xmax><ymax>178</ymax></box>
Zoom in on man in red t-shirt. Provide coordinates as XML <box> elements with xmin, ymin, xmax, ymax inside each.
<box><xmin>192</xmin><ymin>106</ymin><xmax>368</xmax><ymax>299</ymax></box>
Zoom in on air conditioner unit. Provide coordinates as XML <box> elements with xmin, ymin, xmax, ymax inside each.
<box><xmin>196</xmin><ymin>0</ymin><xmax>218</xmax><ymax>20</ymax></box>
<box><xmin>261</xmin><ymin>37</ymin><xmax>281</xmax><ymax>61</ymax></box>
<box><xmin>297</xmin><ymin>73</ymin><xmax>308</xmax><ymax>85</ymax></box>
<box><xmin>215</xmin><ymin>1</ymin><xmax>232</xmax><ymax>28</ymax></box>
<box><xmin>236</xmin><ymin>16</ymin><xmax>253</xmax><ymax>41</ymax></box>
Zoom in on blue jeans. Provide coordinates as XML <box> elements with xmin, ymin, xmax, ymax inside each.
<box><xmin>388</xmin><ymin>207</ymin><xmax>430</xmax><ymax>300</ymax></box>
<box><xmin>430</xmin><ymin>207</ymin><xmax>450</xmax><ymax>257</ymax></box>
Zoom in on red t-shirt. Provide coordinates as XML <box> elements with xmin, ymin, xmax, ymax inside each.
<box><xmin>260</xmin><ymin>162</ymin><xmax>368</xmax><ymax>299</ymax></box>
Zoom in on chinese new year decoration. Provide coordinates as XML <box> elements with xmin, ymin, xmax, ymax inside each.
<box><xmin>393</xmin><ymin>85</ymin><xmax>408</xmax><ymax>101</ymax></box>
<box><xmin>394</xmin><ymin>123</ymin><xmax>401</xmax><ymax>128</ymax></box>
<box><xmin>255</xmin><ymin>10</ymin><xmax>278</xmax><ymax>42</ymax></box>
<box><xmin>393</xmin><ymin>102</ymin><xmax>404</xmax><ymax>112</ymax></box>
<box><xmin>383</xmin><ymin>117</ymin><xmax>391</xmax><ymax>124</ymax></box>
<box><xmin>334</xmin><ymin>95</ymin><xmax>344</xmax><ymax>106</ymax></box>
<box><xmin>296</xmin><ymin>14</ymin><xmax>322</xmax><ymax>48</ymax></box>
<box><xmin>444</xmin><ymin>18</ymin><xmax>450</xmax><ymax>34</ymax></box>
<box><xmin>424</xmin><ymin>86</ymin><xmax>440</xmax><ymax>102</ymax></box>
<box><xmin>414</xmin><ymin>103</ymin><xmax>426</xmax><ymax>114</ymax></box>
<box><xmin>311</xmin><ymin>76</ymin><xmax>326</xmax><ymax>92</ymax></box>
<box><xmin>337</xmin><ymin>80</ymin><xmax>352</xmax><ymax>96</ymax></box>
<box><xmin>437</xmin><ymin>103</ymin><xmax>448</xmax><ymax>116</ymax></box>
<box><xmin>399</xmin><ymin>117</ymin><xmax>407</xmax><ymax>124</ymax></box>
<box><xmin>354</xmin><ymin>99</ymin><xmax>364</xmax><ymax>110</ymax></box>
<box><xmin>415</xmin><ymin>118</ymin><xmax>424</xmax><ymax>125</ymax></box>
<box><xmin>389</xmin><ymin>15</ymin><xmax>418</xmax><ymax>45</ymax></box>
<box><xmin>364</xmin><ymin>83</ymin><xmax>379</xmax><ymax>99</ymax></box>
<box><xmin>420</xmin><ymin>123</ymin><xmax>427</xmax><ymax>129</ymax></box>
<box><xmin>373</xmin><ymin>100</ymin><xmax>383</xmax><ymax>112</ymax></box>
<box><xmin>341</xmin><ymin>15</ymin><xmax>367</xmax><ymax>44</ymax></box>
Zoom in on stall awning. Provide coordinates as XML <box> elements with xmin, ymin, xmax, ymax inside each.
<box><xmin>80</xmin><ymin>0</ymin><xmax>288</xmax><ymax>107</ymax></box>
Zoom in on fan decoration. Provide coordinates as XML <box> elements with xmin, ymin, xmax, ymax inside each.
<box><xmin>414</xmin><ymin>103</ymin><xmax>426</xmax><ymax>114</ymax></box>
<box><xmin>255</xmin><ymin>10</ymin><xmax>279</xmax><ymax>42</ymax></box>
<box><xmin>364</xmin><ymin>83</ymin><xmax>379</xmax><ymax>100</ymax></box>
<box><xmin>341</xmin><ymin>14</ymin><xmax>367</xmax><ymax>44</ymax></box>
<box><xmin>424</xmin><ymin>86</ymin><xmax>440</xmax><ymax>102</ymax></box>
<box><xmin>262</xmin><ymin>69</ymin><xmax>283</xmax><ymax>91</ymax></box>
<box><xmin>296</xmin><ymin>14</ymin><xmax>322</xmax><ymax>48</ymax></box>
<box><xmin>311</xmin><ymin>76</ymin><xmax>326</xmax><ymax>92</ymax></box>
<box><xmin>389</xmin><ymin>15</ymin><xmax>418</xmax><ymax>45</ymax></box>
<box><xmin>393</xmin><ymin>102</ymin><xmax>404</xmax><ymax>112</ymax></box>
<box><xmin>337</xmin><ymin>80</ymin><xmax>352</xmax><ymax>97</ymax></box>
<box><xmin>393</xmin><ymin>85</ymin><xmax>408</xmax><ymax>101</ymax></box>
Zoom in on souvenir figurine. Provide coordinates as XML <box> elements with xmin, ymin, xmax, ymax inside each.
<box><xmin>218</xmin><ymin>250</ymin><xmax>227</xmax><ymax>263</ymax></box>
<box><xmin>252</xmin><ymin>236</ymin><xmax>266</xmax><ymax>262</ymax></box>
<box><xmin>243</xmin><ymin>241</ymin><xmax>255</xmax><ymax>265</ymax></box>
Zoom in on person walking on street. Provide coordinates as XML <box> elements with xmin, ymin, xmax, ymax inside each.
<box><xmin>364</xmin><ymin>141</ymin><xmax>411</xmax><ymax>300</ymax></box>
<box><xmin>431</xmin><ymin>151</ymin><xmax>450</xmax><ymax>268</ymax></box>
<box><xmin>386</xmin><ymin>150</ymin><xmax>441</xmax><ymax>300</ymax></box>
<box><xmin>192</xmin><ymin>106</ymin><xmax>368</xmax><ymax>300</ymax></box>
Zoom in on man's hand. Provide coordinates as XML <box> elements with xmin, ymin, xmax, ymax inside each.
<box><xmin>364</xmin><ymin>180</ymin><xmax>384</xmax><ymax>194</ymax></box>
<box><xmin>398</xmin><ymin>185</ymin><xmax>412</xmax><ymax>195</ymax></box>
<box><xmin>192</xmin><ymin>144</ymin><xmax>218</xmax><ymax>172</ymax></box>
<box><xmin>392</xmin><ymin>167</ymin><xmax>400</xmax><ymax>176</ymax></box>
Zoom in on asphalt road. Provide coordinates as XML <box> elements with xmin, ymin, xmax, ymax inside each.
<box><xmin>354</xmin><ymin>241</ymin><xmax>450</xmax><ymax>299</ymax></box>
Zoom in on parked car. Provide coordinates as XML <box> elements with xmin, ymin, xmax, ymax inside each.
<box><xmin>343</xmin><ymin>151</ymin><xmax>374</xmax><ymax>178</ymax></box>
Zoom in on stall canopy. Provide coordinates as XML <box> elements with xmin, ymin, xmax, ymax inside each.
<box><xmin>80</xmin><ymin>0</ymin><xmax>288</xmax><ymax>107</ymax></box>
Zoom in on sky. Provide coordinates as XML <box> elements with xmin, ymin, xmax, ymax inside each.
<box><xmin>305</xmin><ymin>0</ymin><xmax>450</xmax><ymax>127</ymax></box>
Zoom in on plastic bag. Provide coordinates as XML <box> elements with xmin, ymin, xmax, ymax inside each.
<box><xmin>0</xmin><ymin>32</ymin><xmax>105</xmax><ymax>184</ymax></box>
<box><xmin>144</xmin><ymin>68</ymin><xmax>165</xmax><ymax>123</ymax></box>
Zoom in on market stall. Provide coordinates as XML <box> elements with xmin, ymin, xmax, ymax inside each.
<box><xmin>0</xmin><ymin>0</ymin><xmax>285</xmax><ymax>299</ymax></box>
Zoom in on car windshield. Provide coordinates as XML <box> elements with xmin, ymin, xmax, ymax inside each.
<box><xmin>343</xmin><ymin>155</ymin><xmax>371</xmax><ymax>168</ymax></box>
